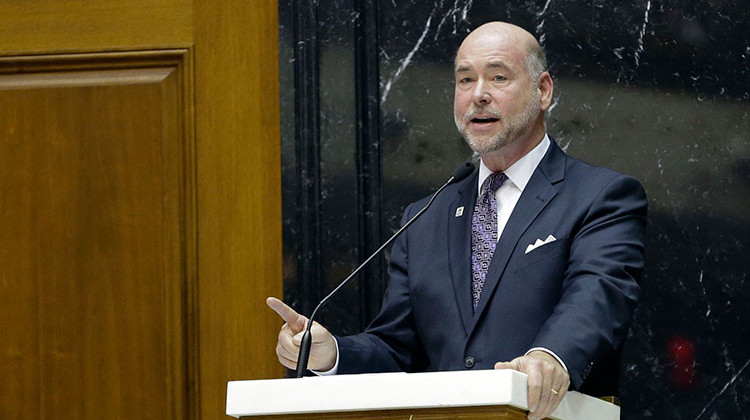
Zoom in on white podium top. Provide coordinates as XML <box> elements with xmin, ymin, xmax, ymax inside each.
<box><xmin>226</xmin><ymin>369</ymin><xmax>619</xmax><ymax>420</ymax></box>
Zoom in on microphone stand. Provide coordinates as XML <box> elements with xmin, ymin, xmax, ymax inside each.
<box><xmin>295</xmin><ymin>161</ymin><xmax>475</xmax><ymax>377</ymax></box>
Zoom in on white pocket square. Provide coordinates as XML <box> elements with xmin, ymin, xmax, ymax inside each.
<box><xmin>525</xmin><ymin>235</ymin><xmax>557</xmax><ymax>254</ymax></box>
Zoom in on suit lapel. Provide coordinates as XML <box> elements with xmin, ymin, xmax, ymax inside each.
<box><xmin>468</xmin><ymin>141</ymin><xmax>567</xmax><ymax>336</ymax></box>
<box><xmin>447</xmin><ymin>170</ymin><xmax>478</xmax><ymax>336</ymax></box>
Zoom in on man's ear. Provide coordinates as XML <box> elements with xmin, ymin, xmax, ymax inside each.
<box><xmin>538</xmin><ymin>72</ymin><xmax>554</xmax><ymax>112</ymax></box>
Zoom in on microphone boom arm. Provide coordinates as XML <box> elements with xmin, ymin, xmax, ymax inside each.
<box><xmin>295</xmin><ymin>162</ymin><xmax>474</xmax><ymax>377</ymax></box>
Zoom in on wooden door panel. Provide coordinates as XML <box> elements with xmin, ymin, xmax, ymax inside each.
<box><xmin>0</xmin><ymin>1</ymin><xmax>281</xmax><ymax>417</ymax></box>
<box><xmin>0</xmin><ymin>0</ymin><xmax>192</xmax><ymax>53</ymax></box>
<box><xmin>0</xmin><ymin>52</ymin><xmax>193</xmax><ymax>418</ymax></box>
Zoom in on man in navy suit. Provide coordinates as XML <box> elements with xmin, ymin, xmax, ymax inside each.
<box><xmin>268</xmin><ymin>21</ymin><xmax>646</xmax><ymax>420</ymax></box>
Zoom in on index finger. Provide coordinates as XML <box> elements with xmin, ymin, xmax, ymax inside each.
<box><xmin>266</xmin><ymin>297</ymin><xmax>307</xmax><ymax>331</ymax></box>
<box><xmin>526</xmin><ymin>367</ymin><xmax>543</xmax><ymax>416</ymax></box>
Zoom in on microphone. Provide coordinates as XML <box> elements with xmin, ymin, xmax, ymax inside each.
<box><xmin>295</xmin><ymin>161</ymin><xmax>476</xmax><ymax>377</ymax></box>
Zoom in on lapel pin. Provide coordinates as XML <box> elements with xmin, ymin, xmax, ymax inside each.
<box><xmin>455</xmin><ymin>206</ymin><xmax>464</xmax><ymax>217</ymax></box>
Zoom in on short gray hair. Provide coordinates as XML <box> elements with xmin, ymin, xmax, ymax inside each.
<box><xmin>524</xmin><ymin>42</ymin><xmax>547</xmax><ymax>81</ymax></box>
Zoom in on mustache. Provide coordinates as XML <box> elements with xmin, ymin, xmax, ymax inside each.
<box><xmin>463</xmin><ymin>108</ymin><xmax>502</xmax><ymax>121</ymax></box>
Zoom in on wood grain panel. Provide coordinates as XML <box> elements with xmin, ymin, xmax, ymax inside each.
<box><xmin>0</xmin><ymin>51</ymin><xmax>194</xmax><ymax>419</ymax></box>
<box><xmin>194</xmin><ymin>0</ymin><xmax>284</xmax><ymax>417</ymax></box>
<box><xmin>0</xmin><ymin>1</ymin><xmax>283</xmax><ymax>417</ymax></box>
<box><xmin>0</xmin><ymin>0</ymin><xmax>192</xmax><ymax>54</ymax></box>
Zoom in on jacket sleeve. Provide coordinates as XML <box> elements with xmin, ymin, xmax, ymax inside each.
<box><xmin>336</xmin><ymin>202</ymin><xmax>429</xmax><ymax>374</ymax></box>
<box><xmin>530</xmin><ymin>174</ymin><xmax>647</xmax><ymax>388</ymax></box>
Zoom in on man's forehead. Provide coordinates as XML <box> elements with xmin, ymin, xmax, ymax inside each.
<box><xmin>454</xmin><ymin>42</ymin><xmax>524</xmax><ymax>71</ymax></box>
<box><xmin>454</xmin><ymin>58</ymin><xmax>513</xmax><ymax>73</ymax></box>
<box><xmin>455</xmin><ymin>34</ymin><xmax>526</xmax><ymax>69</ymax></box>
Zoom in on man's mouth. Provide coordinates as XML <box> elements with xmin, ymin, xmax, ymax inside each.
<box><xmin>470</xmin><ymin>116</ymin><xmax>500</xmax><ymax>124</ymax></box>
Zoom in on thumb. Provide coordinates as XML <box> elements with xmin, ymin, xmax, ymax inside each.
<box><xmin>290</xmin><ymin>322</ymin><xmax>331</xmax><ymax>345</ymax></box>
<box><xmin>266</xmin><ymin>297</ymin><xmax>307</xmax><ymax>332</ymax></box>
<box><xmin>495</xmin><ymin>359</ymin><xmax>521</xmax><ymax>371</ymax></box>
<box><xmin>292</xmin><ymin>330</ymin><xmax>304</xmax><ymax>346</ymax></box>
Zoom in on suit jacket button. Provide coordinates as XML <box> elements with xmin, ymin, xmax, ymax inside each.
<box><xmin>464</xmin><ymin>356</ymin><xmax>475</xmax><ymax>369</ymax></box>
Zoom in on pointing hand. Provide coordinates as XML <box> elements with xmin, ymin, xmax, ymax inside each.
<box><xmin>266</xmin><ymin>297</ymin><xmax>337</xmax><ymax>372</ymax></box>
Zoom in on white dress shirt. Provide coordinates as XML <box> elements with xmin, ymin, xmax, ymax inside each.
<box><xmin>476</xmin><ymin>134</ymin><xmax>550</xmax><ymax>237</ymax></box>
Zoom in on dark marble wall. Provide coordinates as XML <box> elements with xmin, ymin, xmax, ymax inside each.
<box><xmin>279</xmin><ymin>1</ymin><xmax>750</xmax><ymax>418</ymax></box>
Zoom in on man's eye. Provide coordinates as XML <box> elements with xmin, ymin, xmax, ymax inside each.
<box><xmin>459</xmin><ymin>77</ymin><xmax>473</xmax><ymax>83</ymax></box>
<box><xmin>493</xmin><ymin>75</ymin><xmax>506</xmax><ymax>82</ymax></box>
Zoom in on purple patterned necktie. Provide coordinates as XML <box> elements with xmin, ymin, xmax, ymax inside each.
<box><xmin>471</xmin><ymin>172</ymin><xmax>507</xmax><ymax>311</ymax></box>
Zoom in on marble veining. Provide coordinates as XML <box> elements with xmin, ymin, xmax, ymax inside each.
<box><xmin>634</xmin><ymin>0</ymin><xmax>651</xmax><ymax>68</ymax></box>
<box><xmin>279</xmin><ymin>1</ymin><xmax>750</xmax><ymax>418</ymax></box>
<box><xmin>535</xmin><ymin>0</ymin><xmax>553</xmax><ymax>46</ymax></box>
<box><xmin>381</xmin><ymin>11</ymin><xmax>434</xmax><ymax>105</ymax></box>
<box><xmin>694</xmin><ymin>358</ymin><xmax>750</xmax><ymax>420</ymax></box>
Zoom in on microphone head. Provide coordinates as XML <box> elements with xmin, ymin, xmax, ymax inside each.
<box><xmin>450</xmin><ymin>161</ymin><xmax>476</xmax><ymax>183</ymax></box>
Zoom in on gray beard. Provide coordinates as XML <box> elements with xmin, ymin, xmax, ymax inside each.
<box><xmin>455</xmin><ymin>91</ymin><xmax>541</xmax><ymax>154</ymax></box>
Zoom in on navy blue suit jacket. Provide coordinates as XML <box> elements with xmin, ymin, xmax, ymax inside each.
<box><xmin>335</xmin><ymin>140</ymin><xmax>647</xmax><ymax>394</ymax></box>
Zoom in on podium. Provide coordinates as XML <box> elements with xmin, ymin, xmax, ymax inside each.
<box><xmin>226</xmin><ymin>370</ymin><xmax>619</xmax><ymax>419</ymax></box>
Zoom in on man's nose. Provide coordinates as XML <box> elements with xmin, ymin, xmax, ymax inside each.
<box><xmin>472</xmin><ymin>80</ymin><xmax>491</xmax><ymax>105</ymax></box>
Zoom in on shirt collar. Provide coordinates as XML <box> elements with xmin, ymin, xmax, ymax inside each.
<box><xmin>478</xmin><ymin>133</ymin><xmax>551</xmax><ymax>194</ymax></box>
